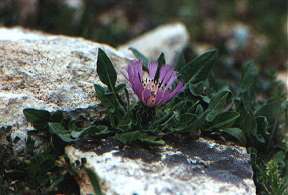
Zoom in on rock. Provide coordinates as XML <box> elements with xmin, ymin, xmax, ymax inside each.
<box><xmin>277</xmin><ymin>70</ymin><xmax>288</xmax><ymax>90</ymax></box>
<box><xmin>66</xmin><ymin>138</ymin><xmax>256</xmax><ymax>195</ymax></box>
<box><xmin>0</xmin><ymin>29</ymin><xmax>127</xmax><ymax>144</ymax></box>
<box><xmin>0</xmin><ymin>23</ymin><xmax>188</xmax><ymax>146</ymax></box>
<box><xmin>218</xmin><ymin>22</ymin><xmax>267</xmax><ymax>64</ymax></box>
<box><xmin>0</xmin><ymin>27</ymin><xmax>48</xmax><ymax>41</ymax></box>
<box><xmin>118</xmin><ymin>23</ymin><xmax>189</xmax><ymax>65</ymax></box>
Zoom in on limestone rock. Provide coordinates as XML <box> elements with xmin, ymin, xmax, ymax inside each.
<box><xmin>66</xmin><ymin>138</ymin><xmax>256</xmax><ymax>195</ymax></box>
<box><xmin>0</xmin><ymin>29</ymin><xmax>125</xmax><ymax>143</ymax></box>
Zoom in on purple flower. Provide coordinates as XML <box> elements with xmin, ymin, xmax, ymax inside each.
<box><xmin>126</xmin><ymin>60</ymin><xmax>185</xmax><ymax>107</ymax></box>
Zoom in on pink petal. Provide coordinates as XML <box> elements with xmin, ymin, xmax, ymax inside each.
<box><xmin>141</xmin><ymin>88</ymin><xmax>151</xmax><ymax>105</ymax></box>
<box><xmin>159</xmin><ymin>65</ymin><xmax>173</xmax><ymax>82</ymax></box>
<box><xmin>148</xmin><ymin>62</ymin><xmax>158</xmax><ymax>80</ymax></box>
<box><xmin>127</xmin><ymin>60</ymin><xmax>144</xmax><ymax>99</ymax></box>
<box><xmin>162</xmin><ymin>82</ymin><xmax>185</xmax><ymax>104</ymax></box>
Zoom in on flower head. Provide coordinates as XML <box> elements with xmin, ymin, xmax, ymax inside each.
<box><xmin>126</xmin><ymin>60</ymin><xmax>185</xmax><ymax>107</ymax></box>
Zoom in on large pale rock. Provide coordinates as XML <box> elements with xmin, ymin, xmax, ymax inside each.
<box><xmin>66</xmin><ymin>138</ymin><xmax>256</xmax><ymax>195</ymax></box>
<box><xmin>118</xmin><ymin>23</ymin><xmax>189</xmax><ymax>65</ymax></box>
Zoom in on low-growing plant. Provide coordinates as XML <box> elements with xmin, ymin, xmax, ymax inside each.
<box><xmin>1</xmin><ymin>48</ymin><xmax>287</xmax><ymax>194</ymax></box>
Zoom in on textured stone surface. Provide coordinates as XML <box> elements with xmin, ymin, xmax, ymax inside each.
<box><xmin>118</xmin><ymin>23</ymin><xmax>189</xmax><ymax>65</ymax></box>
<box><xmin>66</xmin><ymin>138</ymin><xmax>256</xmax><ymax>195</ymax></box>
<box><xmin>0</xmin><ymin>29</ymin><xmax>127</xmax><ymax>143</ymax></box>
<box><xmin>0</xmin><ymin>24</ymin><xmax>188</xmax><ymax>142</ymax></box>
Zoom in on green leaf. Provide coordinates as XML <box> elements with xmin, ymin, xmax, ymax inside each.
<box><xmin>205</xmin><ymin>88</ymin><xmax>231</xmax><ymax>122</ymax></box>
<box><xmin>188</xmin><ymin>80</ymin><xmax>208</xmax><ymax>97</ymax></box>
<box><xmin>180</xmin><ymin>49</ymin><xmax>218</xmax><ymax>83</ymax></box>
<box><xmin>94</xmin><ymin>84</ymin><xmax>116</xmax><ymax>107</ymax></box>
<box><xmin>157</xmin><ymin>52</ymin><xmax>166</xmax><ymax>65</ymax></box>
<box><xmin>87</xmin><ymin>125</ymin><xmax>111</xmax><ymax>136</ymax></box>
<box><xmin>115</xmin><ymin>131</ymin><xmax>165</xmax><ymax>145</ymax></box>
<box><xmin>240</xmin><ymin>61</ymin><xmax>258</xmax><ymax>93</ymax></box>
<box><xmin>209</xmin><ymin>111</ymin><xmax>240</xmax><ymax>129</ymax></box>
<box><xmin>235</xmin><ymin>100</ymin><xmax>256</xmax><ymax>134</ymax></box>
<box><xmin>140</xmin><ymin>134</ymin><xmax>165</xmax><ymax>145</ymax></box>
<box><xmin>256</xmin><ymin>116</ymin><xmax>269</xmax><ymax>134</ymax></box>
<box><xmin>85</xmin><ymin>168</ymin><xmax>104</xmax><ymax>195</ymax></box>
<box><xmin>48</xmin><ymin>122</ymin><xmax>75</xmax><ymax>142</ymax></box>
<box><xmin>114</xmin><ymin>131</ymin><xmax>142</xmax><ymax>144</ymax></box>
<box><xmin>94</xmin><ymin>84</ymin><xmax>106</xmax><ymax>96</ymax></box>
<box><xmin>71</xmin><ymin>125</ymin><xmax>111</xmax><ymax>139</ymax></box>
<box><xmin>97</xmin><ymin>48</ymin><xmax>117</xmax><ymax>90</ymax></box>
<box><xmin>115</xmin><ymin>83</ymin><xmax>127</xmax><ymax>92</ymax></box>
<box><xmin>207</xmin><ymin>88</ymin><xmax>231</xmax><ymax>109</ymax></box>
<box><xmin>221</xmin><ymin>128</ymin><xmax>247</xmax><ymax>144</ymax></box>
<box><xmin>256</xmin><ymin>98</ymin><xmax>283</xmax><ymax>123</ymax></box>
<box><xmin>178</xmin><ymin>112</ymin><xmax>206</xmax><ymax>132</ymax></box>
<box><xmin>95</xmin><ymin>79</ymin><xmax>126</xmax><ymax>115</ymax></box>
<box><xmin>23</xmin><ymin>108</ymin><xmax>50</xmax><ymax>124</ymax></box>
<box><xmin>195</xmin><ymin>104</ymin><xmax>204</xmax><ymax>114</ymax></box>
<box><xmin>50</xmin><ymin>111</ymin><xmax>64</xmax><ymax>122</ymax></box>
<box><xmin>129</xmin><ymin>47</ymin><xmax>149</xmax><ymax>68</ymax></box>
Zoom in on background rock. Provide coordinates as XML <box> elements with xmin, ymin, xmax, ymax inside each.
<box><xmin>66</xmin><ymin>138</ymin><xmax>256</xmax><ymax>195</ymax></box>
<box><xmin>277</xmin><ymin>70</ymin><xmax>288</xmax><ymax>90</ymax></box>
<box><xmin>118</xmin><ymin>23</ymin><xmax>189</xmax><ymax>65</ymax></box>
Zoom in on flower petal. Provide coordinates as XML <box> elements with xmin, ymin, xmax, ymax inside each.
<box><xmin>141</xmin><ymin>88</ymin><xmax>151</xmax><ymax>105</ymax></box>
<box><xmin>148</xmin><ymin>62</ymin><xmax>158</xmax><ymax>80</ymax></box>
<box><xmin>159</xmin><ymin>64</ymin><xmax>175</xmax><ymax>87</ymax></box>
<box><xmin>155</xmin><ymin>90</ymin><xmax>166</xmax><ymax>105</ymax></box>
<box><xmin>159</xmin><ymin>65</ymin><xmax>172</xmax><ymax>80</ymax></box>
<box><xmin>127</xmin><ymin>60</ymin><xmax>144</xmax><ymax>98</ymax></box>
<box><xmin>162</xmin><ymin>70</ymin><xmax>177</xmax><ymax>89</ymax></box>
<box><xmin>162</xmin><ymin>81</ymin><xmax>185</xmax><ymax>104</ymax></box>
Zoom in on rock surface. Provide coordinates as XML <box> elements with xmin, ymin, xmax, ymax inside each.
<box><xmin>0</xmin><ymin>28</ymin><xmax>126</xmax><ymax>144</ymax></box>
<box><xmin>0</xmin><ymin>24</ymin><xmax>188</xmax><ymax>143</ymax></box>
<box><xmin>66</xmin><ymin>138</ymin><xmax>256</xmax><ymax>195</ymax></box>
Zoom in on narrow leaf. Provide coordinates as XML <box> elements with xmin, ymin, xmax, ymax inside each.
<box><xmin>240</xmin><ymin>61</ymin><xmax>258</xmax><ymax>92</ymax></box>
<box><xmin>97</xmin><ymin>48</ymin><xmax>117</xmax><ymax>90</ymax></box>
<box><xmin>85</xmin><ymin>168</ymin><xmax>104</xmax><ymax>195</ymax></box>
<box><xmin>94</xmin><ymin>84</ymin><xmax>105</xmax><ymax>96</ymax></box>
<box><xmin>205</xmin><ymin>88</ymin><xmax>231</xmax><ymax>122</ymax></box>
<box><xmin>23</xmin><ymin>108</ymin><xmax>50</xmax><ymax>124</ymax></box>
<box><xmin>115</xmin><ymin>131</ymin><xmax>164</xmax><ymax>145</ymax></box>
<box><xmin>48</xmin><ymin>122</ymin><xmax>75</xmax><ymax>142</ymax></box>
<box><xmin>180</xmin><ymin>49</ymin><xmax>218</xmax><ymax>83</ymax></box>
<box><xmin>221</xmin><ymin>128</ymin><xmax>247</xmax><ymax>144</ymax></box>
<box><xmin>157</xmin><ymin>52</ymin><xmax>166</xmax><ymax>65</ymax></box>
<box><xmin>129</xmin><ymin>47</ymin><xmax>149</xmax><ymax>67</ymax></box>
<box><xmin>209</xmin><ymin>111</ymin><xmax>240</xmax><ymax>129</ymax></box>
